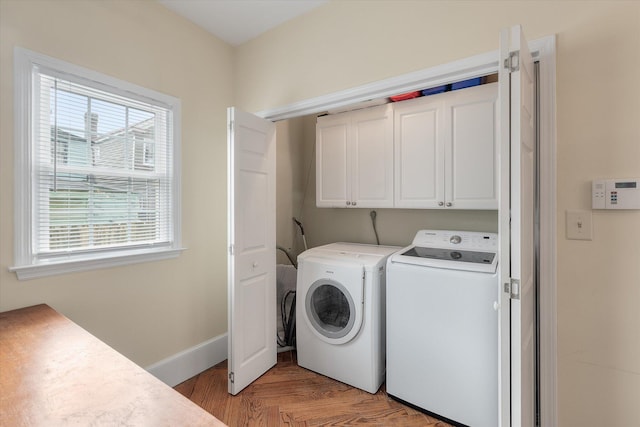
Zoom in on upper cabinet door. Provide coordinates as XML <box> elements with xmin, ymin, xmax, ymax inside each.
<box><xmin>316</xmin><ymin>104</ymin><xmax>393</xmax><ymax>208</ymax></box>
<box><xmin>351</xmin><ymin>104</ymin><xmax>394</xmax><ymax>208</ymax></box>
<box><xmin>316</xmin><ymin>113</ymin><xmax>350</xmax><ymax>207</ymax></box>
<box><xmin>445</xmin><ymin>83</ymin><xmax>499</xmax><ymax>210</ymax></box>
<box><xmin>394</xmin><ymin>95</ymin><xmax>445</xmax><ymax>209</ymax></box>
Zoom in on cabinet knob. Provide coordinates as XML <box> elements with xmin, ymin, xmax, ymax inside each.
<box><xmin>346</xmin><ymin>201</ymin><xmax>351</xmax><ymax>206</ymax></box>
<box><xmin>438</xmin><ymin>201</ymin><xmax>444</xmax><ymax>206</ymax></box>
<box><xmin>446</xmin><ymin>202</ymin><xmax>453</xmax><ymax>207</ymax></box>
<box><xmin>352</xmin><ymin>201</ymin><xmax>357</xmax><ymax>206</ymax></box>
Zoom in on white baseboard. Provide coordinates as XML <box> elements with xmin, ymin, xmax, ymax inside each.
<box><xmin>146</xmin><ymin>333</ymin><xmax>228</xmax><ymax>387</ymax></box>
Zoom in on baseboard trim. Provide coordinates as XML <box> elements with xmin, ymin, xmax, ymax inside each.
<box><xmin>146</xmin><ymin>333</ymin><xmax>228</xmax><ymax>387</ymax></box>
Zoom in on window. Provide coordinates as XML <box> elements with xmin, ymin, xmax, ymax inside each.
<box><xmin>11</xmin><ymin>48</ymin><xmax>182</xmax><ymax>280</ymax></box>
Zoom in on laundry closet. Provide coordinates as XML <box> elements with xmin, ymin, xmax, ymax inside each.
<box><xmin>272</xmin><ymin>77</ymin><xmax>504</xmax><ymax>426</ymax></box>
<box><xmin>228</xmin><ymin>25</ymin><xmax>541</xmax><ymax>426</ymax></box>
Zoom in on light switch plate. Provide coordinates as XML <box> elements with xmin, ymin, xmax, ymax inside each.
<box><xmin>566</xmin><ymin>210</ymin><xmax>592</xmax><ymax>240</ymax></box>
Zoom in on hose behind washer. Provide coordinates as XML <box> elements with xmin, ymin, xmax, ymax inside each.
<box><xmin>370</xmin><ymin>210</ymin><xmax>380</xmax><ymax>245</ymax></box>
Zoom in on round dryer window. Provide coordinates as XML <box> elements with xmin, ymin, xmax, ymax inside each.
<box><xmin>305</xmin><ymin>279</ymin><xmax>358</xmax><ymax>342</ymax></box>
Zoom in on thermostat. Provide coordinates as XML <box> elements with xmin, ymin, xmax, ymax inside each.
<box><xmin>592</xmin><ymin>178</ymin><xmax>640</xmax><ymax>209</ymax></box>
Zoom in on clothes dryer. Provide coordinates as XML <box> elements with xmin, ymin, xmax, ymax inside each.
<box><xmin>296</xmin><ymin>243</ymin><xmax>398</xmax><ymax>393</ymax></box>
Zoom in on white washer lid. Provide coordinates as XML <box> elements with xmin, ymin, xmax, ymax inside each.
<box><xmin>389</xmin><ymin>230</ymin><xmax>498</xmax><ymax>273</ymax></box>
<box><xmin>389</xmin><ymin>245</ymin><xmax>498</xmax><ymax>273</ymax></box>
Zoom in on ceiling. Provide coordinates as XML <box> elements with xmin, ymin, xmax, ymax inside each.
<box><xmin>158</xmin><ymin>0</ymin><xmax>328</xmax><ymax>46</ymax></box>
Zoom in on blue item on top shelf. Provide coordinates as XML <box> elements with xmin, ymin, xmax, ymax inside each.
<box><xmin>421</xmin><ymin>85</ymin><xmax>449</xmax><ymax>96</ymax></box>
<box><xmin>451</xmin><ymin>78</ymin><xmax>482</xmax><ymax>90</ymax></box>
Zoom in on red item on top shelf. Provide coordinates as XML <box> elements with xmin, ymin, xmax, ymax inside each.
<box><xmin>389</xmin><ymin>91</ymin><xmax>421</xmax><ymax>102</ymax></box>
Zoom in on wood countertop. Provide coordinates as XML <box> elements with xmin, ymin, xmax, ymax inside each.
<box><xmin>0</xmin><ymin>304</ymin><xmax>226</xmax><ymax>426</ymax></box>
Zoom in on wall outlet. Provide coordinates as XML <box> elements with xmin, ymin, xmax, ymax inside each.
<box><xmin>566</xmin><ymin>210</ymin><xmax>592</xmax><ymax>240</ymax></box>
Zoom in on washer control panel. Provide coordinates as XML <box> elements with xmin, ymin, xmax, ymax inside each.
<box><xmin>411</xmin><ymin>230</ymin><xmax>498</xmax><ymax>251</ymax></box>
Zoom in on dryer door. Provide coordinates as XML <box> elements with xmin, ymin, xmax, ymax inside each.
<box><xmin>303</xmin><ymin>263</ymin><xmax>364</xmax><ymax>345</ymax></box>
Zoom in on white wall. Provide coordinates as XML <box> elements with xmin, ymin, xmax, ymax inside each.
<box><xmin>238</xmin><ymin>2</ymin><xmax>640</xmax><ymax>426</ymax></box>
<box><xmin>0</xmin><ymin>0</ymin><xmax>233</xmax><ymax>367</ymax></box>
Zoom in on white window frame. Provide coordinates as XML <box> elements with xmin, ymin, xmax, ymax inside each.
<box><xmin>11</xmin><ymin>47</ymin><xmax>183</xmax><ymax>280</ymax></box>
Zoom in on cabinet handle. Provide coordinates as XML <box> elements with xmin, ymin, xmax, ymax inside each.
<box><xmin>352</xmin><ymin>201</ymin><xmax>357</xmax><ymax>206</ymax></box>
<box><xmin>438</xmin><ymin>201</ymin><xmax>444</xmax><ymax>206</ymax></box>
<box><xmin>446</xmin><ymin>202</ymin><xmax>452</xmax><ymax>207</ymax></box>
<box><xmin>346</xmin><ymin>201</ymin><xmax>351</xmax><ymax>206</ymax></box>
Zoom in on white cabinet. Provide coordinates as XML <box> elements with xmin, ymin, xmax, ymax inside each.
<box><xmin>394</xmin><ymin>83</ymin><xmax>498</xmax><ymax>209</ymax></box>
<box><xmin>316</xmin><ymin>104</ymin><xmax>393</xmax><ymax>208</ymax></box>
<box><xmin>316</xmin><ymin>83</ymin><xmax>497</xmax><ymax>210</ymax></box>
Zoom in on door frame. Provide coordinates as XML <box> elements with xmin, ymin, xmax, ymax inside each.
<box><xmin>255</xmin><ymin>35</ymin><xmax>557</xmax><ymax>427</ymax></box>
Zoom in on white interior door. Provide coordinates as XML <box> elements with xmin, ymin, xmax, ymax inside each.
<box><xmin>227</xmin><ymin>107</ymin><xmax>277</xmax><ymax>395</ymax></box>
<box><xmin>498</xmin><ymin>25</ymin><xmax>536</xmax><ymax>427</ymax></box>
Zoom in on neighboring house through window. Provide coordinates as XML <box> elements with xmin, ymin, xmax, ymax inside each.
<box><xmin>11</xmin><ymin>48</ymin><xmax>182</xmax><ymax>280</ymax></box>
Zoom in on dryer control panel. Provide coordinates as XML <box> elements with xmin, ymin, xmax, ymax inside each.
<box><xmin>592</xmin><ymin>178</ymin><xmax>640</xmax><ymax>209</ymax></box>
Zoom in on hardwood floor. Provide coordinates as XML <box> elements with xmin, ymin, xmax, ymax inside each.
<box><xmin>174</xmin><ymin>351</ymin><xmax>453</xmax><ymax>427</ymax></box>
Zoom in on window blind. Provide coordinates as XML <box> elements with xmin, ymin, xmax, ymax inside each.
<box><xmin>33</xmin><ymin>69</ymin><xmax>174</xmax><ymax>257</ymax></box>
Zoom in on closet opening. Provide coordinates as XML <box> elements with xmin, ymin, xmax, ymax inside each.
<box><xmin>233</xmin><ymin>33</ymin><xmax>556</xmax><ymax>425</ymax></box>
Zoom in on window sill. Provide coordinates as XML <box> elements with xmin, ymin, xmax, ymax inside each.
<box><xmin>9</xmin><ymin>247</ymin><xmax>186</xmax><ymax>281</ymax></box>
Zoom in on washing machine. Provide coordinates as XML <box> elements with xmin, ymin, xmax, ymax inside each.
<box><xmin>296</xmin><ymin>242</ymin><xmax>398</xmax><ymax>393</ymax></box>
<box><xmin>386</xmin><ymin>230</ymin><xmax>499</xmax><ymax>427</ymax></box>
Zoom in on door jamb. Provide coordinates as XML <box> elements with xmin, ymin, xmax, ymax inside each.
<box><xmin>256</xmin><ymin>35</ymin><xmax>557</xmax><ymax>427</ymax></box>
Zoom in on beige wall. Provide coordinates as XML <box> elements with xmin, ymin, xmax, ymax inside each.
<box><xmin>1</xmin><ymin>1</ymin><xmax>639</xmax><ymax>425</ymax></box>
<box><xmin>243</xmin><ymin>1</ymin><xmax>640</xmax><ymax>426</ymax></box>
<box><xmin>0</xmin><ymin>0</ymin><xmax>233</xmax><ymax>366</ymax></box>
<box><xmin>275</xmin><ymin>116</ymin><xmax>313</xmax><ymax>263</ymax></box>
